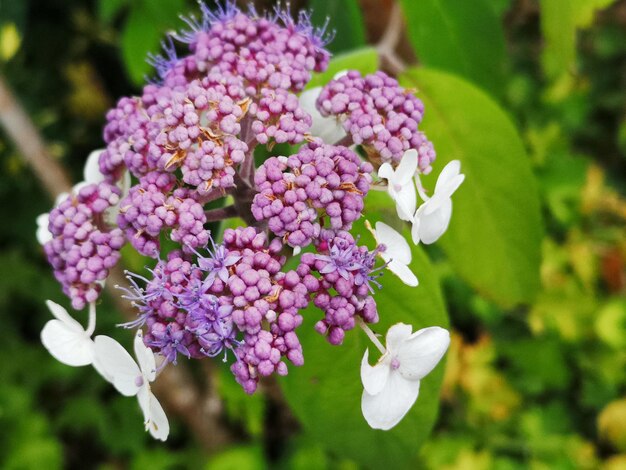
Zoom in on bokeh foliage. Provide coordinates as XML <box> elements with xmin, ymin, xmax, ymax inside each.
<box><xmin>1</xmin><ymin>0</ymin><xmax>625</xmax><ymax>468</ymax></box>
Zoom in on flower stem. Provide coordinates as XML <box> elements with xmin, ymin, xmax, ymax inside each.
<box><xmin>204</xmin><ymin>205</ymin><xmax>239</xmax><ymax>222</ymax></box>
<box><xmin>86</xmin><ymin>302</ymin><xmax>96</xmax><ymax>336</ymax></box>
<box><xmin>357</xmin><ymin>318</ymin><xmax>386</xmax><ymax>355</ymax></box>
<box><xmin>239</xmin><ymin>151</ymin><xmax>256</xmax><ymax>187</ymax></box>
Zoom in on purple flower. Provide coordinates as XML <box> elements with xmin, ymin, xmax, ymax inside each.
<box><xmin>252</xmin><ymin>142</ymin><xmax>373</xmax><ymax>249</ymax></box>
<box><xmin>146</xmin><ymin>322</ymin><xmax>192</xmax><ymax>365</ymax></box>
<box><xmin>317</xmin><ymin>70</ymin><xmax>436</xmax><ymax>172</ymax></box>
<box><xmin>299</xmin><ymin>230</ymin><xmax>383</xmax><ymax>345</ymax></box>
<box><xmin>117</xmin><ymin>173</ymin><xmax>208</xmax><ymax>256</ymax></box>
<box><xmin>196</xmin><ymin>238</ymin><xmax>241</xmax><ymax>288</ymax></box>
<box><xmin>44</xmin><ymin>182</ymin><xmax>125</xmax><ymax>309</ymax></box>
<box><xmin>169</xmin><ymin>1</ymin><xmax>330</xmax><ymax>93</ymax></box>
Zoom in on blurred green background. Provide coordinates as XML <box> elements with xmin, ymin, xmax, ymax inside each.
<box><xmin>1</xmin><ymin>0</ymin><xmax>625</xmax><ymax>468</ymax></box>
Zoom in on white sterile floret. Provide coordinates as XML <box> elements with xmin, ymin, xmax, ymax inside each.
<box><xmin>94</xmin><ymin>330</ymin><xmax>169</xmax><ymax>441</ymax></box>
<box><xmin>40</xmin><ymin>300</ymin><xmax>110</xmax><ymax>380</ymax></box>
<box><xmin>36</xmin><ymin>213</ymin><xmax>53</xmax><ymax>245</ymax></box>
<box><xmin>378</xmin><ymin>149</ymin><xmax>418</xmax><ymax>221</ymax></box>
<box><xmin>83</xmin><ymin>149</ymin><xmax>106</xmax><ymax>184</ymax></box>
<box><xmin>299</xmin><ymin>86</ymin><xmax>347</xmax><ymax>144</ymax></box>
<box><xmin>361</xmin><ymin>323</ymin><xmax>450</xmax><ymax>430</ymax></box>
<box><xmin>412</xmin><ymin>160</ymin><xmax>464</xmax><ymax>245</ymax></box>
<box><xmin>369</xmin><ymin>221</ymin><xmax>418</xmax><ymax>287</ymax></box>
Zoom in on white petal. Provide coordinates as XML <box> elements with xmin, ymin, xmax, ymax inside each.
<box><xmin>437</xmin><ymin>173</ymin><xmax>465</xmax><ymax>199</ymax></box>
<box><xmin>421</xmin><ymin>193</ymin><xmax>446</xmax><ymax>215</ymax></box>
<box><xmin>434</xmin><ymin>160</ymin><xmax>461</xmax><ymax>193</ymax></box>
<box><xmin>83</xmin><ymin>149</ymin><xmax>105</xmax><ymax>184</ymax></box>
<box><xmin>360</xmin><ymin>349</ymin><xmax>390</xmax><ymax>395</ymax></box>
<box><xmin>411</xmin><ymin>214</ymin><xmax>421</xmax><ymax>245</ymax></box>
<box><xmin>414</xmin><ymin>175</ymin><xmax>430</xmax><ymax>203</ymax></box>
<box><xmin>376</xmin><ymin>222</ymin><xmax>412</xmax><ymax>265</ymax></box>
<box><xmin>361</xmin><ymin>371</ymin><xmax>421</xmax><ymax>430</ymax></box>
<box><xmin>386</xmin><ymin>260</ymin><xmax>419</xmax><ymax>287</ymax></box>
<box><xmin>394</xmin><ymin>183</ymin><xmax>417</xmax><ymax>220</ymax></box>
<box><xmin>300</xmin><ymin>87</ymin><xmax>321</xmax><ymax>110</ymax></box>
<box><xmin>138</xmin><ymin>387</ymin><xmax>170</xmax><ymax>441</ymax></box>
<box><xmin>45</xmin><ymin>300</ymin><xmax>85</xmax><ymax>333</ymax></box>
<box><xmin>36</xmin><ymin>213</ymin><xmax>52</xmax><ymax>245</ymax></box>
<box><xmin>398</xmin><ymin>326</ymin><xmax>450</xmax><ymax>380</ymax></box>
<box><xmin>94</xmin><ymin>335</ymin><xmax>141</xmax><ymax>397</ymax></box>
<box><xmin>41</xmin><ymin>320</ymin><xmax>94</xmax><ymax>366</ymax></box>
<box><xmin>385</xmin><ymin>323</ymin><xmax>413</xmax><ymax>352</ymax></box>
<box><xmin>300</xmin><ymin>87</ymin><xmax>346</xmax><ymax>144</ymax></box>
<box><xmin>418</xmin><ymin>198</ymin><xmax>452</xmax><ymax>244</ymax></box>
<box><xmin>378</xmin><ymin>162</ymin><xmax>394</xmax><ymax>182</ymax></box>
<box><xmin>134</xmin><ymin>330</ymin><xmax>156</xmax><ymax>382</ymax></box>
<box><xmin>395</xmin><ymin>150</ymin><xmax>418</xmax><ymax>186</ymax></box>
<box><xmin>92</xmin><ymin>354</ymin><xmax>114</xmax><ymax>382</ymax></box>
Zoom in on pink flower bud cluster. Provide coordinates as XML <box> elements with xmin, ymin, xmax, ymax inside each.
<box><xmin>250</xmin><ymin>88</ymin><xmax>312</xmax><ymax>145</ymax></box>
<box><xmin>44</xmin><ymin>183</ymin><xmax>124</xmax><ymax>310</ymax></box>
<box><xmin>171</xmin><ymin>2</ymin><xmax>331</xmax><ymax>94</ymax></box>
<box><xmin>40</xmin><ymin>2</ymin><xmax>443</xmax><ymax>403</ymax></box>
<box><xmin>251</xmin><ymin>142</ymin><xmax>373</xmax><ymax>248</ymax></box>
<box><xmin>299</xmin><ymin>230</ymin><xmax>382</xmax><ymax>345</ymax></box>
<box><xmin>117</xmin><ymin>172</ymin><xmax>208</xmax><ymax>257</ymax></box>
<box><xmin>220</xmin><ymin>227</ymin><xmax>310</xmax><ymax>394</ymax></box>
<box><xmin>121</xmin><ymin>227</ymin><xmax>312</xmax><ymax>393</ymax></box>
<box><xmin>122</xmin><ymin>251</ymin><xmax>233</xmax><ymax>364</ymax></box>
<box><xmin>317</xmin><ymin>70</ymin><xmax>437</xmax><ymax>172</ymax></box>
<box><xmin>145</xmin><ymin>78</ymin><xmax>250</xmax><ymax>192</ymax></box>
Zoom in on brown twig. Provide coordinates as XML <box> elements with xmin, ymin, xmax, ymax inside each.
<box><xmin>0</xmin><ymin>73</ymin><xmax>232</xmax><ymax>452</ymax></box>
<box><xmin>376</xmin><ymin>3</ymin><xmax>408</xmax><ymax>74</ymax></box>
<box><xmin>205</xmin><ymin>204</ymin><xmax>239</xmax><ymax>222</ymax></box>
<box><xmin>0</xmin><ymin>74</ymin><xmax>73</xmax><ymax>196</ymax></box>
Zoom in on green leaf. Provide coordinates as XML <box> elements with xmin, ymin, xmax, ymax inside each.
<box><xmin>280</xmin><ymin>214</ymin><xmax>449</xmax><ymax>469</ymax></box>
<box><xmin>121</xmin><ymin>0</ymin><xmax>184</xmax><ymax>85</ymax></box>
<box><xmin>216</xmin><ymin>361</ymin><xmax>266</xmax><ymax>438</ymax></box>
<box><xmin>489</xmin><ymin>0</ymin><xmax>513</xmax><ymax>16</ymax></box>
<box><xmin>540</xmin><ymin>0</ymin><xmax>618</xmax><ymax>80</ymax></box>
<box><xmin>98</xmin><ymin>0</ymin><xmax>128</xmax><ymax>23</ymax></box>
<box><xmin>205</xmin><ymin>445</ymin><xmax>266</xmax><ymax>470</ymax></box>
<box><xmin>310</xmin><ymin>0</ymin><xmax>366</xmax><ymax>54</ymax></box>
<box><xmin>400</xmin><ymin>67</ymin><xmax>542</xmax><ymax>307</ymax></box>
<box><xmin>306</xmin><ymin>48</ymin><xmax>379</xmax><ymax>89</ymax></box>
<box><xmin>399</xmin><ymin>0</ymin><xmax>507</xmax><ymax>96</ymax></box>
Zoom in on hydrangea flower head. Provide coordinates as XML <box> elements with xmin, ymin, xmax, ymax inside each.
<box><xmin>37</xmin><ymin>0</ymin><xmax>461</xmax><ymax>439</ymax></box>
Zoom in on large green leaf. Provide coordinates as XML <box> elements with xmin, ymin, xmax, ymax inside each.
<box><xmin>540</xmin><ymin>0</ymin><xmax>617</xmax><ymax>79</ymax></box>
<box><xmin>400</xmin><ymin>67</ymin><xmax>542</xmax><ymax>307</ymax></box>
<box><xmin>306</xmin><ymin>47</ymin><xmax>379</xmax><ymax>90</ymax></box>
<box><xmin>98</xmin><ymin>0</ymin><xmax>128</xmax><ymax>23</ymax></box>
<box><xmin>399</xmin><ymin>0</ymin><xmax>507</xmax><ymax>97</ymax></box>
<box><xmin>310</xmin><ymin>0</ymin><xmax>366</xmax><ymax>54</ymax></box>
<box><xmin>121</xmin><ymin>0</ymin><xmax>184</xmax><ymax>85</ymax></box>
<box><xmin>279</xmin><ymin>212</ymin><xmax>449</xmax><ymax>469</ymax></box>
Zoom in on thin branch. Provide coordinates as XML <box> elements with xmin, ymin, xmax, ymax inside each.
<box><xmin>204</xmin><ymin>204</ymin><xmax>238</xmax><ymax>222</ymax></box>
<box><xmin>378</xmin><ymin>2</ymin><xmax>403</xmax><ymax>53</ymax></box>
<box><xmin>197</xmin><ymin>187</ymin><xmax>231</xmax><ymax>205</ymax></box>
<box><xmin>239</xmin><ymin>151</ymin><xmax>256</xmax><ymax>188</ymax></box>
<box><xmin>335</xmin><ymin>134</ymin><xmax>355</xmax><ymax>147</ymax></box>
<box><xmin>0</xmin><ymin>74</ymin><xmax>73</xmax><ymax>196</ymax></box>
<box><xmin>0</xmin><ymin>73</ymin><xmax>232</xmax><ymax>451</ymax></box>
<box><xmin>376</xmin><ymin>3</ymin><xmax>408</xmax><ymax>74</ymax></box>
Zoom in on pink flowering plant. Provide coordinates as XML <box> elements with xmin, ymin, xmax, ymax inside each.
<box><xmin>37</xmin><ymin>1</ymin><xmax>462</xmax><ymax>446</ymax></box>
